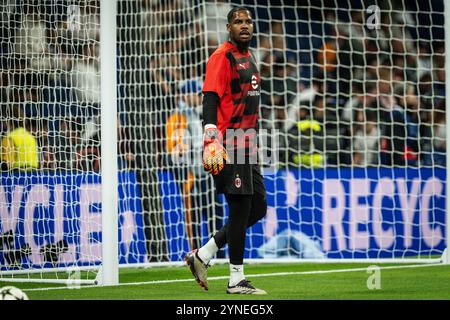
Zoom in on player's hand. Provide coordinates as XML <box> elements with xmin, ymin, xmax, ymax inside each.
<box><xmin>202</xmin><ymin>125</ymin><xmax>228</xmax><ymax>175</ymax></box>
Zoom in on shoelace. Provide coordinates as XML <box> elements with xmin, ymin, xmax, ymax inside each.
<box><xmin>237</xmin><ymin>280</ymin><xmax>255</xmax><ymax>289</ymax></box>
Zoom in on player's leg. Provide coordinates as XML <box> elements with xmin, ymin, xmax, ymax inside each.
<box><xmin>226</xmin><ymin>169</ymin><xmax>267</xmax><ymax>295</ymax></box>
<box><xmin>223</xmin><ymin>193</ymin><xmax>252</xmax><ymax>287</ymax></box>
<box><xmin>185</xmin><ymin>165</ymin><xmax>265</xmax><ymax>292</ymax></box>
<box><xmin>186</xmin><ymin>200</ymin><xmax>267</xmax><ymax>293</ymax></box>
<box><xmin>214</xmin><ymin>193</ymin><xmax>266</xmax><ymax>294</ymax></box>
<box><xmin>185</xmin><ymin>193</ymin><xmax>251</xmax><ymax>290</ymax></box>
<box><xmin>189</xmin><ymin>163</ymin><xmax>246</xmax><ymax>267</ymax></box>
<box><xmin>210</xmin><ymin>189</ymin><xmax>266</xmax><ymax>250</ymax></box>
<box><xmin>197</xmin><ymin>165</ymin><xmax>266</xmax><ymax>262</ymax></box>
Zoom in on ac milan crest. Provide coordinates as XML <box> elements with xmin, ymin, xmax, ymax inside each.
<box><xmin>234</xmin><ymin>176</ymin><xmax>242</xmax><ymax>188</ymax></box>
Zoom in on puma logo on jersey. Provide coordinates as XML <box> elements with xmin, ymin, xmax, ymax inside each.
<box><xmin>237</xmin><ymin>62</ymin><xmax>250</xmax><ymax>70</ymax></box>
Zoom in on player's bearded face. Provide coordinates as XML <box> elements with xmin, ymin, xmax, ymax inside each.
<box><xmin>227</xmin><ymin>11</ymin><xmax>254</xmax><ymax>47</ymax></box>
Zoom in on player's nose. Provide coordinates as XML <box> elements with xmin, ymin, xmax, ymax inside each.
<box><xmin>240</xmin><ymin>24</ymin><xmax>250</xmax><ymax>33</ymax></box>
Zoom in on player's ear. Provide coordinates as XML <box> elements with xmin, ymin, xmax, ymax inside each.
<box><xmin>226</xmin><ymin>23</ymin><xmax>231</xmax><ymax>32</ymax></box>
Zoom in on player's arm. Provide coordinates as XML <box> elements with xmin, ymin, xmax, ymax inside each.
<box><xmin>201</xmin><ymin>52</ymin><xmax>232</xmax><ymax>175</ymax></box>
<box><xmin>203</xmin><ymin>92</ymin><xmax>218</xmax><ymax>126</ymax></box>
<box><xmin>202</xmin><ymin>92</ymin><xmax>228</xmax><ymax>175</ymax></box>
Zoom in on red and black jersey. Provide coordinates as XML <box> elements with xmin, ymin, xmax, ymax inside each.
<box><xmin>203</xmin><ymin>41</ymin><xmax>261</xmax><ymax>156</ymax></box>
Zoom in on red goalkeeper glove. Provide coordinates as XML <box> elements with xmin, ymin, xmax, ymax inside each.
<box><xmin>202</xmin><ymin>125</ymin><xmax>228</xmax><ymax>175</ymax></box>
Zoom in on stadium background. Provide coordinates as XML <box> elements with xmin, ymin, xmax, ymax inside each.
<box><xmin>0</xmin><ymin>0</ymin><xmax>447</xmax><ymax>274</ymax></box>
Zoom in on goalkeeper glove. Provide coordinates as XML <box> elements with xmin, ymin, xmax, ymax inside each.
<box><xmin>202</xmin><ymin>124</ymin><xmax>228</xmax><ymax>175</ymax></box>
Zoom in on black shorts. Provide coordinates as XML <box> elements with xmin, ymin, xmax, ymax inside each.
<box><xmin>213</xmin><ymin>163</ymin><xmax>265</xmax><ymax>196</ymax></box>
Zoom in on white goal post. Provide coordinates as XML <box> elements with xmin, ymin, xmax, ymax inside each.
<box><xmin>0</xmin><ymin>0</ymin><xmax>448</xmax><ymax>286</ymax></box>
<box><xmin>99</xmin><ymin>0</ymin><xmax>119</xmax><ymax>287</ymax></box>
<box><xmin>445</xmin><ymin>0</ymin><xmax>450</xmax><ymax>265</ymax></box>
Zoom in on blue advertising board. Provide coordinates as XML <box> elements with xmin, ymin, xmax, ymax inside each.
<box><xmin>0</xmin><ymin>171</ymin><xmax>147</xmax><ymax>270</ymax></box>
<box><xmin>261</xmin><ymin>167</ymin><xmax>446</xmax><ymax>259</ymax></box>
<box><xmin>1</xmin><ymin>167</ymin><xmax>446</xmax><ymax>269</ymax></box>
<box><xmin>160</xmin><ymin>168</ymin><xmax>446</xmax><ymax>260</ymax></box>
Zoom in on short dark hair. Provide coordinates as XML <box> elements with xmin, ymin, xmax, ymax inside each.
<box><xmin>227</xmin><ymin>6</ymin><xmax>251</xmax><ymax>23</ymax></box>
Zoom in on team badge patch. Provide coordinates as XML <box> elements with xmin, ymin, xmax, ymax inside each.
<box><xmin>234</xmin><ymin>175</ymin><xmax>242</xmax><ymax>188</ymax></box>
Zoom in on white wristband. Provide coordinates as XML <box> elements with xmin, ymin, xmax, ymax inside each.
<box><xmin>204</xmin><ymin>124</ymin><xmax>217</xmax><ymax>130</ymax></box>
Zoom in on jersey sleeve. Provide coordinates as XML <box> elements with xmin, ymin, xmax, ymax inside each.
<box><xmin>202</xmin><ymin>52</ymin><xmax>230</xmax><ymax>98</ymax></box>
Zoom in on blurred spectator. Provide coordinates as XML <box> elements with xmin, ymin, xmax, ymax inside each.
<box><xmin>352</xmin><ymin>111</ymin><xmax>380</xmax><ymax>166</ymax></box>
<box><xmin>261</xmin><ymin>55</ymin><xmax>298</xmax><ymax>130</ymax></box>
<box><xmin>0</xmin><ymin>0</ymin><xmax>445</xmax><ymax>174</ymax></box>
<box><xmin>53</xmin><ymin>118</ymin><xmax>82</xmax><ymax>170</ymax></box>
<box><xmin>317</xmin><ymin>93</ymin><xmax>341</xmax><ymax>166</ymax></box>
<box><xmin>0</xmin><ymin>73</ymin><xmax>8</xmax><ymax>109</ymax></box>
<box><xmin>71</xmin><ymin>0</ymin><xmax>100</xmax><ymax>43</ymax></box>
<box><xmin>317</xmin><ymin>35</ymin><xmax>337</xmax><ymax>74</ymax></box>
<box><xmin>380</xmin><ymin>85</ymin><xmax>420</xmax><ymax>166</ymax></box>
<box><xmin>166</xmin><ymin>78</ymin><xmax>208</xmax><ymax>250</ymax></box>
<box><xmin>316</xmin><ymin>22</ymin><xmax>343</xmax><ymax>97</ymax></box>
<box><xmin>340</xmin><ymin>81</ymin><xmax>377</xmax><ymax>165</ymax></box>
<box><xmin>13</xmin><ymin>6</ymin><xmax>48</xmax><ymax>62</ymax></box>
<box><xmin>0</xmin><ymin>116</ymin><xmax>39</xmax><ymax>171</ymax></box>
<box><xmin>76</xmin><ymin>115</ymin><xmax>135</xmax><ymax>172</ymax></box>
<box><xmin>205</xmin><ymin>0</ymin><xmax>232</xmax><ymax>52</ymax></box>
<box><xmin>418</xmin><ymin>72</ymin><xmax>434</xmax><ymax>109</ymax></box>
<box><xmin>166</xmin><ymin>79</ymin><xmax>203</xmax><ymax>169</ymax></box>
<box><xmin>432</xmin><ymin>46</ymin><xmax>445</xmax><ymax>109</ymax></box>
<box><xmin>71</xmin><ymin>42</ymin><xmax>100</xmax><ymax>106</ymax></box>
<box><xmin>259</xmin><ymin>20</ymin><xmax>294</xmax><ymax>64</ymax></box>
<box><xmin>341</xmin><ymin>81</ymin><xmax>377</xmax><ymax>124</ymax></box>
<box><xmin>428</xmin><ymin>109</ymin><xmax>446</xmax><ymax>166</ymax></box>
<box><xmin>76</xmin><ymin>115</ymin><xmax>99</xmax><ymax>172</ymax></box>
<box><xmin>372</xmin><ymin>6</ymin><xmax>415</xmax><ymax>55</ymax></box>
<box><xmin>285</xmin><ymin>102</ymin><xmax>324</xmax><ymax>168</ymax></box>
<box><xmin>416</xmin><ymin>41</ymin><xmax>432</xmax><ymax>80</ymax></box>
<box><xmin>285</xmin><ymin>83</ymin><xmax>318</xmax><ymax>132</ymax></box>
<box><xmin>38</xmin><ymin>120</ymin><xmax>55</xmax><ymax>170</ymax></box>
<box><xmin>117</xmin><ymin>118</ymin><xmax>136</xmax><ymax>170</ymax></box>
<box><xmin>117</xmin><ymin>0</ymin><xmax>174</xmax><ymax>262</ymax></box>
<box><xmin>334</xmin><ymin>10</ymin><xmax>366</xmax><ymax>97</ymax></box>
<box><xmin>258</xmin><ymin>20</ymin><xmax>290</xmax><ymax>89</ymax></box>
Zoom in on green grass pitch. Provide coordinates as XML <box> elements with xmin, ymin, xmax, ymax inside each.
<box><xmin>1</xmin><ymin>263</ymin><xmax>449</xmax><ymax>300</ymax></box>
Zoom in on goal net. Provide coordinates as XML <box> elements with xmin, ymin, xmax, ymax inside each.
<box><xmin>0</xmin><ymin>0</ymin><xmax>447</xmax><ymax>284</ymax></box>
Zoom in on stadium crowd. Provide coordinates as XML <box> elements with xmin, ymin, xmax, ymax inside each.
<box><xmin>0</xmin><ymin>0</ymin><xmax>445</xmax><ymax>173</ymax></box>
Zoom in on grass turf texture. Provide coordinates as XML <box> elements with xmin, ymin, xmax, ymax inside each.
<box><xmin>1</xmin><ymin>263</ymin><xmax>449</xmax><ymax>300</ymax></box>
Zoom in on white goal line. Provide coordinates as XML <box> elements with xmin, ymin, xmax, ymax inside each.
<box><xmin>21</xmin><ymin>262</ymin><xmax>446</xmax><ymax>292</ymax></box>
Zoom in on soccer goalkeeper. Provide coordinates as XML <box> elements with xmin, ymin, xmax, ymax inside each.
<box><xmin>185</xmin><ymin>6</ymin><xmax>267</xmax><ymax>295</ymax></box>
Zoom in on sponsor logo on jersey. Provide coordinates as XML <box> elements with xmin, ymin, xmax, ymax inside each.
<box><xmin>247</xmin><ymin>90</ymin><xmax>260</xmax><ymax>96</ymax></box>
